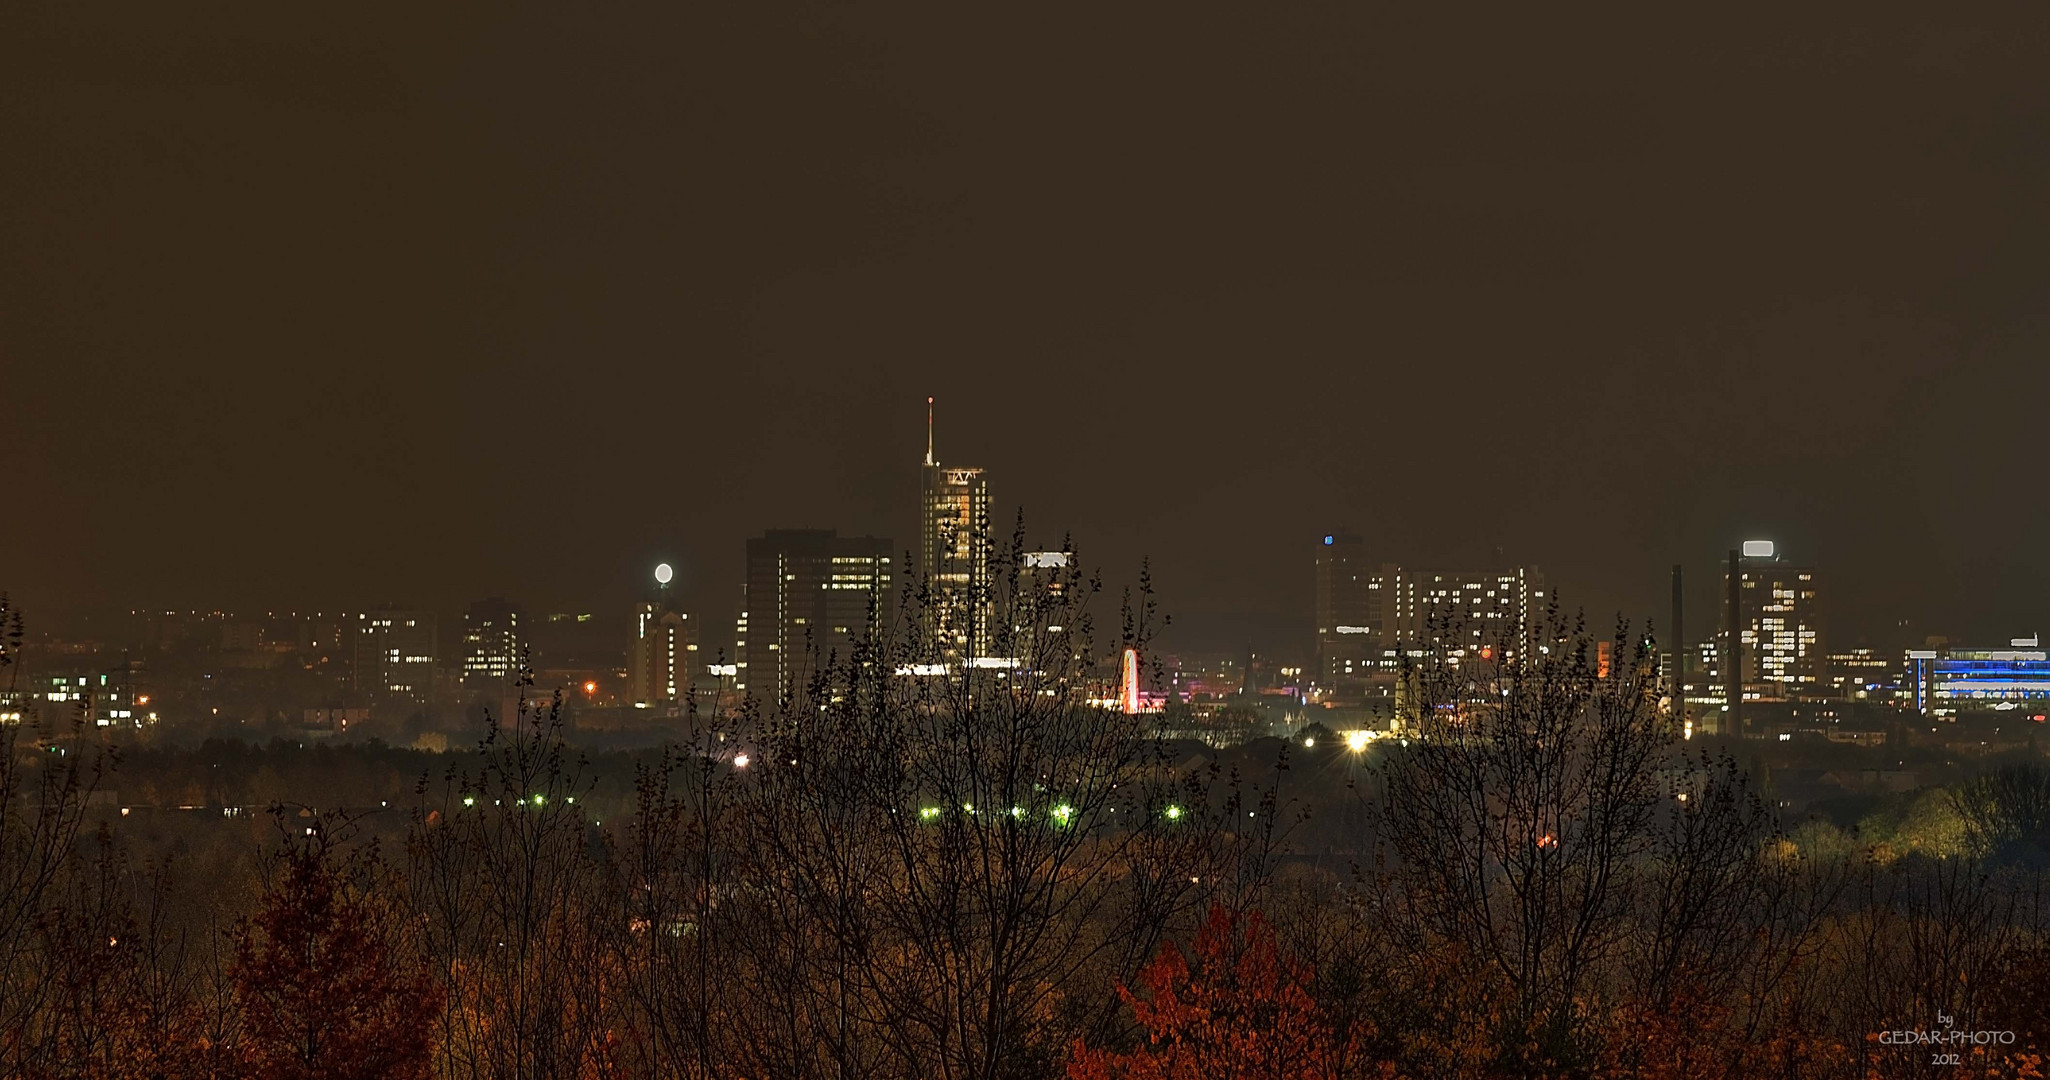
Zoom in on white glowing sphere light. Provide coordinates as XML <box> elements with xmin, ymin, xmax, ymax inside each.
<box><xmin>654</xmin><ymin>563</ymin><xmax>674</xmax><ymax>586</ymax></box>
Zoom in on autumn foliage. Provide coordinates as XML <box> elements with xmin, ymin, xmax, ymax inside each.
<box><xmin>1069</xmin><ymin>905</ymin><xmax>1385</xmax><ymax>1080</ymax></box>
<box><xmin>230</xmin><ymin>824</ymin><xmax>440</xmax><ymax>1080</ymax></box>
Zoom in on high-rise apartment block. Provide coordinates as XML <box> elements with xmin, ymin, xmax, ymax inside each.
<box><xmin>732</xmin><ymin>608</ymin><xmax>749</xmax><ymax>694</ymax></box>
<box><xmin>462</xmin><ymin>597</ymin><xmax>525</xmax><ymax>689</ymax></box>
<box><xmin>630</xmin><ymin>563</ymin><xmax>695</xmax><ymax>706</ymax></box>
<box><xmin>744</xmin><ymin>529</ymin><xmax>893</xmax><ymax>703</ymax></box>
<box><xmin>1311</xmin><ymin>536</ymin><xmax>1547</xmax><ymax>696</ymax></box>
<box><xmin>1377</xmin><ymin>565</ymin><xmax>1547</xmax><ymax>653</ymax></box>
<box><xmin>353</xmin><ymin>609</ymin><xmax>438</xmax><ymax>703</ymax></box>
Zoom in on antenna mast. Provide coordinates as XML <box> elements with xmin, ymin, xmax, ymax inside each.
<box><xmin>924</xmin><ymin>396</ymin><xmax>935</xmax><ymax>466</ymax></box>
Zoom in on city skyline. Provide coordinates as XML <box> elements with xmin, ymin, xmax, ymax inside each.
<box><xmin>12</xmin><ymin>7</ymin><xmax>2050</xmax><ymax>1075</ymax></box>
<box><xmin>16</xmin><ymin>420</ymin><xmax>1990</xmax><ymax>669</ymax></box>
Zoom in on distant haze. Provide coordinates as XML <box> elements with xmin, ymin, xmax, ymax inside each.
<box><xmin>8</xmin><ymin>3</ymin><xmax>2050</xmax><ymax>653</ymax></box>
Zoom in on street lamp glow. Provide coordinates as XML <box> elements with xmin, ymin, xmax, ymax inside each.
<box><xmin>654</xmin><ymin>562</ymin><xmax>674</xmax><ymax>585</ymax></box>
<box><xmin>733</xmin><ymin>753</ymin><xmax>750</xmax><ymax>769</ymax></box>
<box><xmin>1344</xmin><ymin>730</ymin><xmax>1371</xmax><ymax>752</ymax></box>
<box><xmin>1164</xmin><ymin>805</ymin><xmax>1183</xmax><ymax>821</ymax></box>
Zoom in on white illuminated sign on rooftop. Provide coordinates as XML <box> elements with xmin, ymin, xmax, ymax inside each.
<box><xmin>1741</xmin><ymin>540</ymin><xmax>1775</xmax><ymax>558</ymax></box>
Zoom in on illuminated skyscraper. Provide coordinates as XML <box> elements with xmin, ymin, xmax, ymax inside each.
<box><xmin>745</xmin><ymin>529</ymin><xmax>894</xmax><ymax>704</ymax></box>
<box><xmin>1314</xmin><ymin>532</ymin><xmax>1375</xmax><ymax>688</ymax></box>
<box><xmin>353</xmin><ymin>609</ymin><xmax>438</xmax><ymax>703</ymax></box>
<box><xmin>461</xmin><ymin>597</ymin><xmax>525</xmax><ymax>689</ymax></box>
<box><xmin>630</xmin><ymin>563</ymin><xmax>696</xmax><ymax>706</ymax></box>
<box><xmin>732</xmin><ymin>607</ymin><xmax>749</xmax><ymax>694</ymax></box>
<box><xmin>1722</xmin><ymin>540</ymin><xmax>1821</xmax><ymax>703</ymax></box>
<box><xmin>1374</xmin><ymin>565</ymin><xmax>1547</xmax><ymax>655</ymax></box>
<box><xmin>919</xmin><ymin>398</ymin><xmax>991</xmax><ymax>659</ymax></box>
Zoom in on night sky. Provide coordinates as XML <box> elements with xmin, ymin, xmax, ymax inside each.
<box><xmin>8</xmin><ymin>3</ymin><xmax>2050</xmax><ymax>652</ymax></box>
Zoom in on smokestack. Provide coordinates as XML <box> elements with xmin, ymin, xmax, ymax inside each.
<box><xmin>1671</xmin><ymin>564</ymin><xmax>1685</xmax><ymax>726</ymax></box>
<box><xmin>1726</xmin><ymin>548</ymin><xmax>1742</xmax><ymax>738</ymax></box>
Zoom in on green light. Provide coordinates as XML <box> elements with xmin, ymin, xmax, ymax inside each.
<box><xmin>1164</xmin><ymin>805</ymin><xmax>1183</xmax><ymax>821</ymax></box>
<box><xmin>532</xmin><ymin>794</ymin><xmax>545</xmax><ymax>806</ymax></box>
<box><xmin>919</xmin><ymin>806</ymin><xmax>942</xmax><ymax>821</ymax></box>
<box><xmin>1052</xmin><ymin>804</ymin><xmax>1075</xmax><ymax>823</ymax></box>
<box><xmin>462</xmin><ymin>796</ymin><xmax>475</xmax><ymax>808</ymax></box>
<box><xmin>962</xmin><ymin>803</ymin><xmax>975</xmax><ymax>813</ymax></box>
<box><xmin>1010</xmin><ymin>806</ymin><xmax>1026</xmax><ymax>818</ymax></box>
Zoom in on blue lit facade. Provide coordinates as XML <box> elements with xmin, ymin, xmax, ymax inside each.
<box><xmin>1907</xmin><ymin>640</ymin><xmax>2050</xmax><ymax>716</ymax></box>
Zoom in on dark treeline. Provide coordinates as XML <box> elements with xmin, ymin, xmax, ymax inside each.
<box><xmin>7</xmin><ymin>539</ymin><xmax>2050</xmax><ymax>1080</ymax></box>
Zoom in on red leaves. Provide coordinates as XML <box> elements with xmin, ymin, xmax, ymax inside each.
<box><xmin>230</xmin><ymin>838</ymin><xmax>441</xmax><ymax>1080</ymax></box>
<box><xmin>1070</xmin><ymin>905</ymin><xmax>1380</xmax><ymax>1080</ymax></box>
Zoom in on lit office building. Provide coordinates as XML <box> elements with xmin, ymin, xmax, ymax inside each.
<box><xmin>630</xmin><ymin>563</ymin><xmax>695</xmax><ymax>706</ymax></box>
<box><xmin>1722</xmin><ymin>541</ymin><xmax>1821</xmax><ymax>698</ymax></box>
<box><xmin>353</xmin><ymin>609</ymin><xmax>438</xmax><ymax>703</ymax></box>
<box><xmin>1826</xmin><ymin>647</ymin><xmax>1901</xmax><ymax>702</ymax></box>
<box><xmin>462</xmin><ymin>597</ymin><xmax>525</xmax><ymax>689</ymax></box>
<box><xmin>745</xmin><ymin>529</ymin><xmax>894</xmax><ymax>704</ymax></box>
<box><xmin>1907</xmin><ymin>637</ymin><xmax>2050</xmax><ymax>717</ymax></box>
<box><xmin>1375</xmin><ymin>565</ymin><xmax>1548</xmax><ymax>656</ymax></box>
<box><xmin>1687</xmin><ymin>640</ymin><xmax>1724</xmax><ymax>708</ymax></box>
<box><xmin>1019</xmin><ymin>550</ymin><xmax>1073</xmax><ymax>600</ymax></box>
<box><xmin>38</xmin><ymin>664</ymin><xmax>154</xmax><ymax>727</ymax></box>
<box><xmin>920</xmin><ymin>399</ymin><xmax>991</xmax><ymax>659</ymax></box>
<box><xmin>1314</xmin><ymin>532</ymin><xmax>1376</xmax><ymax>687</ymax></box>
<box><xmin>732</xmin><ymin>608</ymin><xmax>749</xmax><ymax>693</ymax></box>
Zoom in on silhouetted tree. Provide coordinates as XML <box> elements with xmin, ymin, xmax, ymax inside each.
<box><xmin>408</xmin><ymin>689</ymin><xmax>616</xmax><ymax>1080</ymax></box>
<box><xmin>1950</xmin><ymin>763</ymin><xmax>2050</xmax><ymax>863</ymax></box>
<box><xmin>717</xmin><ymin>526</ymin><xmax>1239</xmax><ymax>1080</ymax></box>
<box><xmin>233</xmin><ymin>811</ymin><xmax>438</xmax><ymax>1080</ymax></box>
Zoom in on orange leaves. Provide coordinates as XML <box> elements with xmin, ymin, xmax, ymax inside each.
<box><xmin>1594</xmin><ymin>983</ymin><xmax>1850</xmax><ymax>1080</ymax></box>
<box><xmin>1070</xmin><ymin>905</ymin><xmax>1389</xmax><ymax>1080</ymax></box>
<box><xmin>231</xmin><ymin>838</ymin><xmax>441</xmax><ymax>1080</ymax></box>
